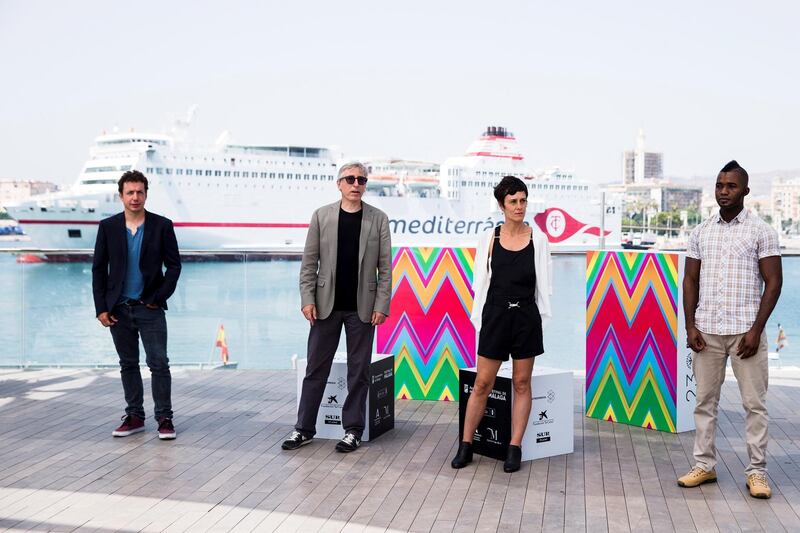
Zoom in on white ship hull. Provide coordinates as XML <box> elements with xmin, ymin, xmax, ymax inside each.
<box><xmin>7</xmin><ymin>124</ymin><xmax>621</xmax><ymax>252</ymax></box>
<box><xmin>10</xmin><ymin>187</ymin><xmax>620</xmax><ymax>251</ymax></box>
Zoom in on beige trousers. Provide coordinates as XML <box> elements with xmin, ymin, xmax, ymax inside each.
<box><xmin>692</xmin><ymin>331</ymin><xmax>769</xmax><ymax>475</ymax></box>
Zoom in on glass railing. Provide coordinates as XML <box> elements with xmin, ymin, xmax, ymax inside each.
<box><xmin>2</xmin><ymin>250</ymin><xmax>797</xmax><ymax>370</ymax></box>
<box><xmin>1</xmin><ymin>250</ymin><xmax>23</xmax><ymax>366</ymax></box>
<box><xmin>0</xmin><ymin>250</ymin><xmax>319</xmax><ymax>369</ymax></box>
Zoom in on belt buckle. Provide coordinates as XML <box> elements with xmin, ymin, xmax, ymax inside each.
<box><xmin>507</xmin><ymin>301</ymin><xmax>520</xmax><ymax>309</ymax></box>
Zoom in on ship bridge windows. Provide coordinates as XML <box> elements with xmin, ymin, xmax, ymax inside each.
<box><xmin>99</xmin><ymin>138</ymin><xmax>166</xmax><ymax>146</ymax></box>
<box><xmin>205</xmin><ymin>170</ymin><xmax>213</xmax><ymax>176</ymax></box>
<box><xmin>215</xmin><ymin>170</ymin><xmax>222</xmax><ymax>177</ymax></box>
<box><xmin>85</xmin><ymin>164</ymin><xmax>131</xmax><ymax>173</ymax></box>
<box><xmin>81</xmin><ymin>179</ymin><xmax>117</xmax><ymax>185</ymax></box>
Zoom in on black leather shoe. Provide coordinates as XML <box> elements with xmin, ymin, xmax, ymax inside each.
<box><xmin>504</xmin><ymin>445</ymin><xmax>522</xmax><ymax>473</ymax></box>
<box><xmin>451</xmin><ymin>441</ymin><xmax>473</xmax><ymax>469</ymax></box>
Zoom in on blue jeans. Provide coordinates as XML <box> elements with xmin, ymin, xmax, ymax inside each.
<box><xmin>109</xmin><ymin>304</ymin><xmax>173</xmax><ymax>420</ymax></box>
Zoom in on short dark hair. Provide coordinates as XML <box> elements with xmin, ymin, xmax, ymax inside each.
<box><xmin>493</xmin><ymin>175</ymin><xmax>528</xmax><ymax>205</ymax></box>
<box><xmin>719</xmin><ymin>160</ymin><xmax>749</xmax><ymax>186</ymax></box>
<box><xmin>118</xmin><ymin>170</ymin><xmax>149</xmax><ymax>194</ymax></box>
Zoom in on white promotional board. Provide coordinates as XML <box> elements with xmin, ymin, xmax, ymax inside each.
<box><xmin>460</xmin><ymin>363</ymin><xmax>573</xmax><ymax>462</ymax></box>
<box><xmin>296</xmin><ymin>352</ymin><xmax>394</xmax><ymax>441</ymax></box>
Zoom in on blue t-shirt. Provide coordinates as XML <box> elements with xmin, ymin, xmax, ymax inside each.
<box><xmin>120</xmin><ymin>224</ymin><xmax>145</xmax><ymax>302</ymax></box>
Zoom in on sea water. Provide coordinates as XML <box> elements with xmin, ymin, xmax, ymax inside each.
<box><xmin>1</xmin><ymin>253</ymin><xmax>797</xmax><ymax>369</ymax></box>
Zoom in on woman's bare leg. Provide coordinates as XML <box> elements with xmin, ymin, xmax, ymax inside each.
<box><xmin>510</xmin><ymin>357</ymin><xmax>535</xmax><ymax>446</ymax></box>
<box><xmin>461</xmin><ymin>356</ymin><xmax>503</xmax><ymax>442</ymax></box>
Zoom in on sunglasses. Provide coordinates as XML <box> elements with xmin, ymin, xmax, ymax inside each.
<box><xmin>339</xmin><ymin>175</ymin><xmax>368</xmax><ymax>186</ymax></box>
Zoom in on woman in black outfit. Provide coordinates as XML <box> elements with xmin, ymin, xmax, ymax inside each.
<box><xmin>451</xmin><ymin>175</ymin><xmax>550</xmax><ymax>473</ymax></box>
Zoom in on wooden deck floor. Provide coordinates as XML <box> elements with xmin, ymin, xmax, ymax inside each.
<box><xmin>2</xmin><ymin>368</ymin><xmax>800</xmax><ymax>532</ymax></box>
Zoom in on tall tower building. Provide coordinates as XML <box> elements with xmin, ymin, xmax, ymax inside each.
<box><xmin>622</xmin><ymin>129</ymin><xmax>663</xmax><ymax>184</ymax></box>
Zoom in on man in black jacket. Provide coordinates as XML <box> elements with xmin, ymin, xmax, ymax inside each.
<box><xmin>92</xmin><ymin>170</ymin><xmax>181</xmax><ymax>440</ymax></box>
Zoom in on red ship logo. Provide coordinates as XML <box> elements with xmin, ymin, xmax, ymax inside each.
<box><xmin>533</xmin><ymin>208</ymin><xmax>610</xmax><ymax>243</ymax></box>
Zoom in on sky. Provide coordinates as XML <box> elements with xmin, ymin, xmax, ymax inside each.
<box><xmin>1</xmin><ymin>1</ymin><xmax>799</xmax><ymax>186</ymax></box>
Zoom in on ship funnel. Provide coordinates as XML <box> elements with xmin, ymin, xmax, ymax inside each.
<box><xmin>485</xmin><ymin>126</ymin><xmax>511</xmax><ymax>137</ymax></box>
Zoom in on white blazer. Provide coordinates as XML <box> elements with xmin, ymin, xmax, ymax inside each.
<box><xmin>470</xmin><ymin>226</ymin><xmax>553</xmax><ymax>334</ymax></box>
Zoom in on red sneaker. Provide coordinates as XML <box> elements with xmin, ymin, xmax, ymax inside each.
<box><xmin>112</xmin><ymin>414</ymin><xmax>145</xmax><ymax>437</ymax></box>
<box><xmin>157</xmin><ymin>417</ymin><xmax>176</xmax><ymax>440</ymax></box>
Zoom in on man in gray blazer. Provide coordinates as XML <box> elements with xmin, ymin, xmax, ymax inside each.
<box><xmin>282</xmin><ymin>161</ymin><xmax>392</xmax><ymax>453</ymax></box>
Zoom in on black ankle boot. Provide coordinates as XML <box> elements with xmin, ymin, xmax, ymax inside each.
<box><xmin>504</xmin><ymin>445</ymin><xmax>521</xmax><ymax>473</ymax></box>
<box><xmin>451</xmin><ymin>441</ymin><xmax>473</xmax><ymax>469</ymax></box>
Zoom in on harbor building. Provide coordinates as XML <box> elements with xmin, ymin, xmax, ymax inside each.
<box><xmin>0</xmin><ymin>179</ymin><xmax>59</xmax><ymax>210</ymax></box>
<box><xmin>772</xmin><ymin>177</ymin><xmax>800</xmax><ymax>226</ymax></box>
<box><xmin>622</xmin><ymin>129</ymin><xmax>663</xmax><ymax>184</ymax></box>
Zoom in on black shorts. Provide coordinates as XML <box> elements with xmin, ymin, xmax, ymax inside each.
<box><xmin>477</xmin><ymin>296</ymin><xmax>544</xmax><ymax>361</ymax></box>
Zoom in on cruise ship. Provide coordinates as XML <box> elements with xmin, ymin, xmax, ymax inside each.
<box><xmin>6</xmin><ymin>119</ymin><xmax>621</xmax><ymax>252</ymax></box>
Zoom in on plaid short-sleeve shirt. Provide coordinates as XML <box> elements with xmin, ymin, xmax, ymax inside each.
<box><xmin>686</xmin><ymin>209</ymin><xmax>780</xmax><ymax>335</ymax></box>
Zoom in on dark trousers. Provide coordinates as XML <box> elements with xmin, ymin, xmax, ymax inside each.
<box><xmin>295</xmin><ymin>311</ymin><xmax>374</xmax><ymax>438</ymax></box>
<box><xmin>109</xmin><ymin>304</ymin><xmax>173</xmax><ymax>420</ymax></box>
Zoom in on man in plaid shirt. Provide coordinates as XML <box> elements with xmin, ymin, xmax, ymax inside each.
<box><xmin>678</xmin><ymin>160</ymin><xmax>782</xmax><ymax>498</ymax></box>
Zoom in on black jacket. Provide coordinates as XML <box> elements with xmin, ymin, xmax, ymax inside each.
<box><xmin>92</xmin><ymin>211</ymin><xmax>181</xmax><ymax>315</ymax></box>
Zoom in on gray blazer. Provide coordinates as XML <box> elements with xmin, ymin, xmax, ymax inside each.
<box><xmin>299</xmin><ymin>200</ymin><xmax>392</xmax><ymax>323</ymax></box>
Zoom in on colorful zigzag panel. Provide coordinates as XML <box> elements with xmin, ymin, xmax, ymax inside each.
<box><xmin>586</xmin><ymin>251</ymin><xmax>680</xmax><ymax>432</ymax></box>
<box><xmin>376</xmin><ymin>247</ymin><xmax>476</xmax><ymax>401</ymax></box>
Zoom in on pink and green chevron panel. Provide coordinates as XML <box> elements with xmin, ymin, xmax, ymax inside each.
<box><xmin>376</xmin><ymin>247</ymin><xmax>476</xmax><ymax>401</ymax></box>
<box><xmin>586</xmin><ymin>250</ymin><xmax>694</xmax><ymax>433</ymax></box>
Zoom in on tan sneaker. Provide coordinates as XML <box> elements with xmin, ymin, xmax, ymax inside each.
<box><xmin>677</xmin><ymin>466</ymin><xmax>717</xmax><ymax>487</ymax></box>
<box><xmin>746</xmin><ymin>472</ymin><xmax>772</xmax><ymax>499</ymax></box>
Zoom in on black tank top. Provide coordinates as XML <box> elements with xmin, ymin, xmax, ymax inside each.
<box><xmin>487</xmin><ymin>225</ymin><xmax>536</xmax><ymax>299</ymax></box>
